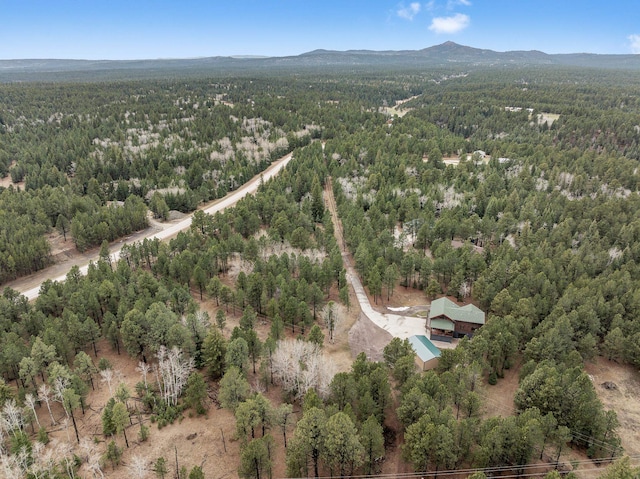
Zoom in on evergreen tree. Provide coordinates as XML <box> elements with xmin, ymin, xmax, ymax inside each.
<box><xmin>202</xmin><ymin>328</ymin><xmax>227</xmax><ymax>379</ymax></box>
<box><xmin>323</xmin><ymin>411</ymin><xmax>364</xmax><ymax>477</ymax></box>
<box><xmin>287</xmin><ymin>407</ymin><xmax>327</xmax><ymax>478</ymax></box>
<box><xmin>219</xmin><ymin>366</ymin><xmax>250</xmax><ymax>412</ymax></box>
<box><xmin>239</xmin><ymin>435</ymin><xmax>274</xmax><ymax>479</ymax></box>
<box><xmin>112</xmin><ymin>401</ymin><xmax>130</xmax><ymax>447</ymax></box>
<box><xmin>360</xmin><ymin>415</ymin><xmax>385</xmax><ymax>475</ymax></box>
<box><xmin>184</xmin><ymin>372</ymin><xmax>208</xmax><ymax>415</ymax></box>
<box><xmin>308</xmin><ymin>324</ymin><xmax>324</xmax><ymax>348</ymax></box>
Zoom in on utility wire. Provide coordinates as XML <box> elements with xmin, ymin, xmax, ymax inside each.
<box><xmin>281</xmin><ymin>454</ymin><xmax>640</xmax><ymax>479</ymax></box>
<box><xmin>472</xmin><ymin>390</ymin><xmax>621</xmax><ymax>453</ymax></box>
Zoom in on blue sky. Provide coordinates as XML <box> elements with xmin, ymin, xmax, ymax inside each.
<box><xmin>1</xmin><ymin>0</ymin><xmax>639</xmax><ymax>60</ymax></box>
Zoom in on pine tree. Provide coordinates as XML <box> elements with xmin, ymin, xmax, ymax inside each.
<box><xmin>308</xmin><ymin>325</ymin><xmax>324</xmax><ymax>348</ymax></box>
<box><xmin>287</xmin><ymin>407</ymin><xmax>327</xmax><ymax>478</ymax></box>
<box><xmin>154</xmin><ymin>457</ymin><xmax>168</xmax><ymax>479</ymax></box>
<box><xmin>360</xmin><ymin>415</ymin><xmax>385</xmax><ymax>475</ymax></box>
<box><xmin>219</xmin><ymin>367</ymin><xmax>250</xmax><ymax>412</ymax></box>
<box><xmin>202</xmin><ymin>328</ymin><xmax>227</xmax><ymax>379</ymax></box>
<box><xmin>184</xmin><ymin>372</ymin><xmax>208</xmax><ymax>415</ymax></box>
<box><xmin>323</xmin><ymin>411</ymin><xmax>364</xmax><ymax>477</ymax></box>
<box><xmin>112</xmin><ymin>401</ymin><xmax>130</xmax><ymax>447</ymax></box>
<box><xmin>239</xmin><ymin>435</ymin><xmax>274</xmax><ymax>479</ymax></box>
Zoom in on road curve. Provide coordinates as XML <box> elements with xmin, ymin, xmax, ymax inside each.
<box><xmin>19</xmin><ymin>153</ymin><xmax>293</xmax><ymax>301</ymax></box>
<box><xmin>324</xmin><ymin>177</ymin><xmax>427</xmax><ymax>340</ymax></box>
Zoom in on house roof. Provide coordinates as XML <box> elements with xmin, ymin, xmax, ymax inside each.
<box><xmin>430</xmin><ymin>318</ymin><xmax>455</xmax><ymax>332</ymax></box>
<box><xmin>408</xmin><ymin>335</ymin><xmax>441</xmax><ymax>363</ymax></box>
<box><xmin>428</xmin><ymin>297</ymin><xmax>485</xmax><ymax>325</ymax></box>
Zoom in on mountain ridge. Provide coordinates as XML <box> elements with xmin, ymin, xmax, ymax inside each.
<box><xmin>1</xmin><ymin>42</ymin><xmax>638</xmax><ymax>81</ymax></box>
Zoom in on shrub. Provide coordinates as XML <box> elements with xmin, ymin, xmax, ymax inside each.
<box><xmin>98</xmin><ymin>358</ymin><xmax>112</xmax><ymax>371</ymax></box>
<box><xmin>139</xmin><ymin>423</ymin><xmax>150</xmax><ymax>442</ymax></box>
<box><xmin>37</xmin><ymin>426</ymin><xmax>49</xmax><ymax>444</ymax></box>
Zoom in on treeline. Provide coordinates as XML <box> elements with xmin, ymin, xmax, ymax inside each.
<box><xmin>404</xmin><ymin>67</ymin><xmax>640</xmax><ymax>159</ymax></box>
<box><xmin>0</xmin><ymin>184</ymin><xmax>150</xmax><ymax>282</ymax></box>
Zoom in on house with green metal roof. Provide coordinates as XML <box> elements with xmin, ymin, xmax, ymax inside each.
<box><xmin>428</xmin><ymin>297</ymin><xmax>485</xmax><ymax>342</ymax></box>
<box><xmin>408</xmin><ymin>335</ymin><xmax>441</xmax><ymax>371</ymax></box>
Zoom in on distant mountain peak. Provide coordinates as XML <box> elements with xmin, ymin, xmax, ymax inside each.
<box><xmin>419</xmin><ymin>41</ymin><xmax>484</xmax><ymax>54</ymax></box>
<box><xmin>2</xmin><ymin>42</ymin><xmax>639</xmax><ymax>82</ymax></box>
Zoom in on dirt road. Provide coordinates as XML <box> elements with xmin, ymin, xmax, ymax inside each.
<box><xmin>324</xmin><ymin>177</ymin><xmax>427</xmax><ymax>340</ymax></box>
<box><xmin>8</xmin><ymin>153</ymin><xmax>293</xmax><ymax>300</ymax></box>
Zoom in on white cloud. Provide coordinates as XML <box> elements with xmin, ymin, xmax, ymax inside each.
<box><xmin>397</xmin><ymin>2</ymin><xmax>421</xmax><ymax>20</ymax></box>
<box><xmin>629</xmin><ymin>34</ymin><xmax>640</xmax><ymax>54</ymax></box>
<box><xmin>429</xmin><ymin>13</ymin><xmax>470</xmax><ymax>34</ymax></box>
<box><xmin>448</xmin><ymin>0</ymin><xmax>471</xmax><ymax>7</ymax></box>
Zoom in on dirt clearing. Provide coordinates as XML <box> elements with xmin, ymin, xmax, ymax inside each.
<box><xmin>586</xmin><ymin>357</ymin><xmax>640</xmax><ymax>457</ymax></box>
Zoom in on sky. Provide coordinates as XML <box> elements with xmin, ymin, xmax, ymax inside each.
<box><xmin>1</xmin><ymin>0</ymin><xmax>639</xmax><ymax>60</ymax></box>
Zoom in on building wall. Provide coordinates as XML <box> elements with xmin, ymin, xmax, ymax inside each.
<box><xmin>455</xmin><ymin>321</ymin><xmax>479</xmax><ymax>335</ymax></box>
<box><xmin>431</xmin><ymin>315</ymin><xmax>481</xmax><ymax>336</ymax></box>
<box><xmin>415</xmin><ymin>355</ymin><xmax>439</xmax><ymax>371</ymax></box>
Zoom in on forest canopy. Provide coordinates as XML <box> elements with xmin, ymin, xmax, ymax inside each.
<box><xmin>1</xmin><ymin>65</ymin><xmax>639</xmax><ymax>478</ymax></box>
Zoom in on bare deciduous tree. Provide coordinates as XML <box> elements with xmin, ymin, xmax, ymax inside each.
<box><xmin>0</xmin><ymin>450</ymin><xmax>28</xmax><ymax>479</ymax></box>
<box><xmin>136</xmin><ymin>361</ymin><xmax>151</xmax><ymax>389</ymax></box>
<box><xmin>52</xmin><ymin>376</ymin><xmax>71</xmax><ymax>414</ymax></box>
<box><xmin>79</xmin><ymin>437</ymin><xmax>104</xmax><ymax>479</ymax></box>
<box><xmin>156</xmin><ymin>346</ymin><xmax>194</xmax><ymax>406</ymax></box>
<box><xmin>0</xmin><ymin>415</ymin><xmax>6</xmax><ymax>453</ymax></box>
<box><xmin>53</xmin><ymin>439</ymin><xmax>78</xmax><ymax>479</ymax></box>
<box><xmin>459</xmin><ymin>280</ymin><xmax>472</xmax><ymax>299</ymax></box>
<box><xmin>29</xmin><ymin>441</ymin><xmax>56</xmax><ymax>479</ymax></box>
<box><xmin>24</xmin><ymin>393</ymin><xmax>40</xmax><ymax>429</ymax></box>
<box><xmin>87</xmin><ymin>453</ymin><xmax>105</xmax><ymax>479</ymax></box>
<box><xmin>100</xmin><ymin>368</ymin><xmax>115</xmax><ymax>396</ymax></box>
<box><xmin>2</xmin><ymin>400</ymin><xmax>25</xmax><ymax>437</ymax></box>
<box><xmin>129</xmin><ymin>454</ymin><xmax>149</xmax><ymax>479</ymax></box>
<box><xmin>272</xmin><ymin>339</ymin><xmax>336</xmax><ymax>400</ymax></box>
<box><xmin>37</xmin><ymin>383</ymin><xmax>56</xmax><ymax>425</ymax></box>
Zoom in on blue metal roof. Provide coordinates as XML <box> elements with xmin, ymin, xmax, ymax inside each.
<box><xmin>408</xmin><ymin>335</ymin><xmax>441</xmax><ymax>362</ymax></box>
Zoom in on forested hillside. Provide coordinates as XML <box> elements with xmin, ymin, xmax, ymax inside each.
<box><xmin>1</xmin><ymin>66</ymin><xmax>640</xmax><ymax>478</ymax></box>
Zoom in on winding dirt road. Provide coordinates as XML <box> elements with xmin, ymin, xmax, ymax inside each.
<box><xmin>324</xmin><ymin>177</ymin><xmax>427</xmax><ymax>339</ymax></box>
<box><xmin>9</xmin><ymin>153</ymin><xmax>293</xmax><ymax>301</ymax></box>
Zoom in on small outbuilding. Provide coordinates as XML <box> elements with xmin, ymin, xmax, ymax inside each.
<box><xmin>408</xmin><ymin>335</ymin><xmax>441</xmax><ymax>371</ymax></box>
<box><xmin>428</xmin><ymin>297</ymin><xmax>485</xmax><ymax>342</ymax></box>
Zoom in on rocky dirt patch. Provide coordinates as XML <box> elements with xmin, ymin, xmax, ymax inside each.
<box><xmin>586</xmin><ymin>357</ymin><xmax>640</xmax><ymax>457</ymax></box>
<box><xmin>348</xmin><ymin>313</ymin><xmax>394</xmax><ymax>362</ymax></box>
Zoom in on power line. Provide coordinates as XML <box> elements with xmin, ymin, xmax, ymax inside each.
<box><xmin>281</xmin><ymin>454</ymin><xmax>640</xmax><ymax>479</ymax></box>
<box><xmin>570</xmin><ymin>430</ymin><xmax>619</xmax><ymax>453</ymax></box>
<box><xmin>472</xmin><ymin>390</ymin><xmax>621</xmax><ymax>454</ymax></box>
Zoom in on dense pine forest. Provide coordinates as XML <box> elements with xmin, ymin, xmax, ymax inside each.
<box><xmin>1</xmin><ymin>65</ymin><xmax>640</xmax><ymax>478</ymax></box>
